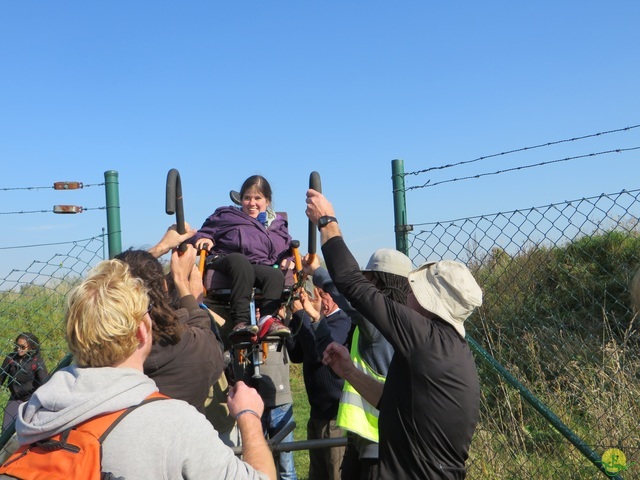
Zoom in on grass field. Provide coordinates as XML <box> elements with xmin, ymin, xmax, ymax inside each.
<box><xmin>289</xmin><ymin>362</ymin><xmax>311</xmax><ymax>480</ymax></box>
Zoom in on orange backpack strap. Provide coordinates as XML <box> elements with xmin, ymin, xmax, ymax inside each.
<box><xmin>27</xmin><ymin>391</ymin><xmax>168</xmax><ymax>448</ymax></box>
<box><xmin>0</xmin><ymin>392</ymin><xmax>169</xmax><ymax>480</ymax></box>
<box><xmin>85</xmin><ymin>391</ymin><xmax>169</xmax><ymax>442</ymax></box>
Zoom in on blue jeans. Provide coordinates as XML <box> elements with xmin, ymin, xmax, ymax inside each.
<box><xmin>263</xmin><ymin>403</ymin><xmax>298</xmax><ymax>480</ymax></box>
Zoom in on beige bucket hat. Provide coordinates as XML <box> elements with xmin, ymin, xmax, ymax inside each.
<box><xmin>362</xmin><ymin>249</ymin><xmax>413</xmax><ymax>278</ymax></box>
<box><xmin>407</xmin><ymin>260</ymin><xmax>482</xmax><ymax>338</ymax></box>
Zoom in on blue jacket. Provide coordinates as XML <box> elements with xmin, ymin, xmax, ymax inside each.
<box><xmin>193</xmin><ymin>206</ymin><xmax>291</xmax><ymax>265</ymax></box>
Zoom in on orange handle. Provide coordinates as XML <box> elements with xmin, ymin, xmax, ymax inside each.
<box><xmin>292</xmin><ymin>245</ymin><xmax>303</xmax><ymax>286</ymax></box>
<box><xmin>293</xmin><ymin>246</ymin><xmax>303</xmax><ymax>272</ymax></box>
<box><xmin>198</xmin><ymin>250</ymin><xmax>207</xmax><ymax>296</ymax></box>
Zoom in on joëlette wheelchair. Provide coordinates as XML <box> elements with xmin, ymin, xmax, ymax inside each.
<box><xmin>199</xmin><ymin>214</ymin><xmax>303</xmax><ymax>381</ymax></box>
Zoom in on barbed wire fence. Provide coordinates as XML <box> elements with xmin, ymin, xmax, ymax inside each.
<box><xmin>399</xmin><ymin>124</ymin><xmax>640</xmax><ymax>478</ymax></box>
<box><xmin>1</xmin><ymin>135</ymin><xmax>640</xmax><ymax>477</ymax></box>
<box><xmin>0</xmin><ymin>235</ymin><xmax>106</xmax><ymax>356</ymax></box>
<box><xmin>0</xmin><ymin>179</ymin><xmax>109</xmax><ymax>452</ymax></box>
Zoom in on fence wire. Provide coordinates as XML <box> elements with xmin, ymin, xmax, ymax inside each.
<box><xmin>409</xmin><ymin>188</ymin><xmax>640</xmax><ymax>479</ymax></box>
<box><xmin>2</xmin><ymin>171</ymin><xmax>640</xmax><ymax>478</ymax></box>
<box><xmin>0</xmin><ymin>234</ymin><xmax>105</xmax><ymax>449</ymax></box>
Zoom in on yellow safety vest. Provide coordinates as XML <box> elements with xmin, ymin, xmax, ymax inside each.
<box><xmin>336</xmin><ymin>327</ymin><xmax>386</xmax><ymax>442</ymax></box>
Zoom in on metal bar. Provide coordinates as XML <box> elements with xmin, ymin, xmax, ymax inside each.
<box><xmin>308</xmin><ymin>171</ymin><xmax>322</xmax><ymax>263</ymax></box>
<box><xmin>467</xmin><ymin>334</ymin><xmax>623</xmax><ymax>480</ymax></box>
<box><xmin>232</xmin><ymin>435</ymin><xmax>348</xmax><ymax>456</ymax></box>
<box><xmin>165</xmin><ymin>169</ymin><xmax>187</xmax><ymax>253</ymax></box>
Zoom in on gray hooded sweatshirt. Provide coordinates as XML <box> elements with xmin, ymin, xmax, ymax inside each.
<box><xmin>14</xmin><ymin>365</ymin><xmax>269</xmax><ymax>480</ymax></box>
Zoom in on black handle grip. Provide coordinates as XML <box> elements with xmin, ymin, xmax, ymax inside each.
<box><xmin>308</xmin><ymin>171</ymin><xmax>322</xmax><ymax>255</ymax></box>
<box><xmin>165</xmin><ymin>168</ymin><xmax>188</xmax><ymax>252</ymax></box>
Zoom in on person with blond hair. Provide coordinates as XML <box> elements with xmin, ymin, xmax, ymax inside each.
<box><xmin>10</xmin><ymin>247</ymin><xmax>276</xmax><ymax>480</ymax></box>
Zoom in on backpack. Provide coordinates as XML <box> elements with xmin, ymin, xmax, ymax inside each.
<box><xmin>0</xmin><ymin>392</ymin><xmax>167</xmax><ymax>480</ymax></box>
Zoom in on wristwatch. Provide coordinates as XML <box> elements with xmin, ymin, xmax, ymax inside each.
<box><xmin>317</xmin><ymin>215</ymin><xmax>338</xmax><ymax>230</ymax></box>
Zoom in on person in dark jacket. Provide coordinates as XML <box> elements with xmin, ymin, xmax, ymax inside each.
<box><xmin>116</xmin><ymin>229</ymin><xmax>224</xmax><ymax>414</ymax></box>
<box><xmin>303</xmin><ymin>249</ymin><xmax>412</xmax><ymax>480</ymax></box>
<box><xmin>286</xmin><ymin>288</ymin><xmax>352</xmax><ymax>480</ymax></box>
<box><xmin>306</xmin><ymin>189</ymin><xmax>483</xmax><ymax>480</ymax></box>
<box><xmin>0</xmin><ymin>333</ymin><xmax>48</xmax><ymax>432</ymax></box>
<box><xmin>192</xmin><ymin>175</ymin><xmax>292</xmax><ymax>340</ymax></box>
<box><xmin>5</xmin><ymin>258</ymin><xmax>276</xmax><ymax>480</ymax></box>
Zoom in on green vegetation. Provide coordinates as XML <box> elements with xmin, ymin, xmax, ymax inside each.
<box><xmin>466</xmin><ymin>227</ymin><xmax>640</xmax><ymax>478</ymax></box>
<box><xmin>2</xmin><ymin>226</ymin><xmax>639</xmax><ymax>478</ymax></box>
<box><xmin>290</xmin><ymin>362</ymin><xmax>311</xmax><ymax>479</ymax></box>
<box><xmin>0</xmin><ymin>282</ymin><xmax>71</xmax><ymax>373</ymax></box>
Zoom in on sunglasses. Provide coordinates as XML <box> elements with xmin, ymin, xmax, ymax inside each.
<box><xmin>14</xmin><ymin>344</ymin><xmax>29</xmax><ymax>351</ymax></box>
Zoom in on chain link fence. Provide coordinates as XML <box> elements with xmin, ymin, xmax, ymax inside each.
<box><xmin>0</xmin><ymin>235</ymin><xmax>105</xmax><ymax>451</ymax></box>
<box><xmin>409</xmin><ymin>188</ymin><xmax>640</xmax><ymax>479</ymax></box>
<box><xmin>2</xmin><ymin>163</ymin><xmax>640</xmax><ymax>477</ymax></box>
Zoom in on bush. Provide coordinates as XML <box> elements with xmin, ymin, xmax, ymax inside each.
<box><xmin>466</xmin><ymin>226</ymin><xmax>640</xmax><ymax>478</ymax></box>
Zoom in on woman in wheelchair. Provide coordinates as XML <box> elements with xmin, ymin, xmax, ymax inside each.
<box><xmin>192</xmin><ymin>174</ymin><xmax>292</xmax><ymax>341</ymax></box>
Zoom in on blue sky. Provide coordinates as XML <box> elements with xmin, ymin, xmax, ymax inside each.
<box><xmin>1</xmin><ymin>2</ymin><xmax>640</xmax><ymax>281</ymax></box>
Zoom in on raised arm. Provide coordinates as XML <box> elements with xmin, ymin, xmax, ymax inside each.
<box><xmin>305</xmin><ymin>189</ymin><xmax>341</xmax><ymax>245</ymax></box>
<box><xmin>170</xmin><ymin>244</ymin><xmax>198</xmax><ymax>299</ymax></box>
<box><xmin>322</xmin><ymin>342</ymin><xmax>383</xmax><ymax>408</ymax></box>
<box><xmin>148</xmin><ymin>224</ymin><xmax>197</xmax><ymax>258</ymax></box>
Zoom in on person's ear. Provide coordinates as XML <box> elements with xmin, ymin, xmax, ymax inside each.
<box><xmin>137</xmin><ymin>316</ymin><xmax>152</xmax><ymax>347</ymax></box>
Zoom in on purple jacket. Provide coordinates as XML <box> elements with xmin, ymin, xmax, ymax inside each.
<box><xmin>193</xmin><ymin>206</ymin><xmax>292</xmax><ymax>265</ymax></box>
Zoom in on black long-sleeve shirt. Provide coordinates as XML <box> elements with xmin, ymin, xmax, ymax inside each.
<box><xmin>323</xmin><ymin>236</ymin><xmax>480</xmax><ymax>480</ymax></box>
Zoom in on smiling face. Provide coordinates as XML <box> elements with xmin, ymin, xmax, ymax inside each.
<box><xmin>241</xmin><ymin>186</ymin><xmax>269</xmax><ymax>218</ymax></box>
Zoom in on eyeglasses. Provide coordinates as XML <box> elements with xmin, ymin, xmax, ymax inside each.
<box><xmin>145</xmin><ymin>301</ymin><xmax>154</xmax><ymax>316</ymax></box>
<box><xmin>15</xmin><ymin>344</ymin><xmax>29</xmax><ymax>351</ymax></box>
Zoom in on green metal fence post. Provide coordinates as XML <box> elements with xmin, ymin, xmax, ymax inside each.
<box><xmin>390</xmin><ymin>158</ymin><xmax>622</xmax><ymax>478</ymax></box>
<box><xmin>392</xmin><ymin>159</ymin><xmax>412</xmax><ymax>256</ymax></box>
<box><xmin>104</xmin><ymin>170</ymin><xmax>122</xmax><ymax>258</ymax></box>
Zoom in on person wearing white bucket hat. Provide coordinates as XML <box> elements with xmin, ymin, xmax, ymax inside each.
<box><xmin>302</xmin><ymin>248</ymin><xmax>412</xmax><ymax>480</ymax></box>
<box><xmin>407</xmin><ymin>260</ymin><xmax>483</xmax><ymax>338</ymax></box>
<box><xmin>306</xmin><ymin>189</ymin><xmax>482</xmax><ymax>480</ymax></box>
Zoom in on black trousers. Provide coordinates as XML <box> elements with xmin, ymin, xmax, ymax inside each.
<box><xmin>209</xmin><ymin>252</ymin><xmax>285</xmax><ymax>325</ymax></box>
<box><xmin>340</xmin><ymin>442</ymin><xmax>380</xmax><ymax>480</ymax></box>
